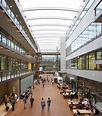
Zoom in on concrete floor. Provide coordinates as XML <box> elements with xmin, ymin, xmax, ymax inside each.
<box><xmin>4</xmin><ymin>75</ymin><xmax>73</xmax><ymax>116</ymax></box>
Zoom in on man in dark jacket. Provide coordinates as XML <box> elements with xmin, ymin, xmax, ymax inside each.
<box><xmin>30</xmin><ymin>95</ymin><xmax>34</xmax><ymax>108</ymax></box>
<box><xmin>47</xmin><ymin>97</ymin><xmax>51</xmax><ymax>110</ymax></box>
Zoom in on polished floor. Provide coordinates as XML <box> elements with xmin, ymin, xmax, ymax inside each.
<box><xmin>4</xmin><ymin>74</ymin><xmax>73</xmax><ymax>116</ymax></box>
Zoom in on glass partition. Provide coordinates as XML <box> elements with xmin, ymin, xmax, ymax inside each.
<box><xmin>96</xmin><ymin>51</ymin><xmax>102</xmax><ymax>60</ymax></box>
<box><xmin>70</xmin><ymin>23</ymin><xmax>102</xmax><ymax>53</ymax></box>
<box><xmin>77</xmin><ymin>56</ymin><xmax>82</xmax><ymax>69</ymax></box>
<box><xmin>0</xmin><ymin>34</ymin><xmax>1</xmax><ymax>42</ymax></box>
<box><xmin>71</xmin><ymin>58</ymin><xmax>77</xmax><ymax>69</ymax></box>
<box><xmin>66</xmin><ymin>0</ymin><xmax>95</xmax><ymax>41</ymax></box>
<box><xmin>2</xmin><ymin>0</ymin><xmax>6</xmax><ymax>8</ymax></box>
<box><xmin>0</xmin><ymin>32</ymin><xmax>28</xmax><ymax>56</ymax></box>
<box><xmin>91</xmin><ymin>92</ymin><xmax>102</xmax><ymax>113</ymax></box>
<box><xmin>2</xmin><ymin>35</ymin><xmax>6</xmax><ymax>44</ymax></box>
<box><xmin>89</xmin><ymin>52</ymin><xmax>96</xmax><ymax>70</ymax></box>
<box><xmin>7</xmin><ymin>39</ymin><xmax>11</xmax><ymax>47</ymax></box>
<box><xmin>94</xmin><ymin>1</ymin><xmax>102</xmax><ymax>16</ymax></box>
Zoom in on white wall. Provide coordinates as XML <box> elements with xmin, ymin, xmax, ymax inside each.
<box><xmin>60</xmin><ymin>36</ymin><xmax>66</xmax><ymax>72</ymax></box>
<box><xmin>66</xmin><ymin>69</ymin><xmax>102</xmax><ymax>82</ymax></box>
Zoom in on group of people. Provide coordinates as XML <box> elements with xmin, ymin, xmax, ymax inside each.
<box><xmin>40</xmin><ymin>76</ymin><xmax>54</xmax><ymax>88</ymax></box>
<box><xmin>41</xmin><ymin>97</ymin><xmax>51</xmax><ymax>111</ymax></box>
<box><xmin>4</xmin><ymin>92</ymin><xmax>18</xmax><ymax>111</ymax></box>
<box><xmin>23</xmin><ymin>95</ymin><xmax>51</xmax><ymax>111</ymax></box>
<box><xmin>22</xmin><ymin>79</ymin><xmax>52</xmax><ymax>111</ymax></box>
<box><xmin>3</xmin><ymin>75</ymin><xmax>52</xmax><ymax>112</ymax></box>
<box><xmin>23</xmin><ymin>95</ymin><xmax>34</xmax><ymax>109</ymax></box>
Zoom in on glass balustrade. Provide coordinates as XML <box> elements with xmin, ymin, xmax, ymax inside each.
<box><xmin>0</xmin><ymin>33</ymin><xmax>36</xmax><ymax>61</ymax></box>
<box><xmin>70</xmin><ymin>23</ymin><xmax>102</xmax><ymax>53</ymax></box>
<box><xmin>0</xmin><ymin>0</ymin><xmax>36</xmax><ymax>51</ymax></box>
<box><xmin>95</xmin><ymin>1</ymin><xmax>102</xmax><ymax>16</ymax></box>
<box><xmin>0</xmin><ymin>69</ymin><xmax>34</xmax><ymax>82</ymax></box>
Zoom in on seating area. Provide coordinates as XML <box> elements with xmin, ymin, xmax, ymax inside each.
<box><xmin>57</xmin><ymin>83</ymin><xmax>77</xmax><ymax>99</ymax></box>
<box><xmin>56</xmin><ymin>83</ymin><xmax>102</xmax><ymax>116</ymax></box>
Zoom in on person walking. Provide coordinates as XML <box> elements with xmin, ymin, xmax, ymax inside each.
<box><xmin>42</xmin><ymin>82</ymin><xmax>45</xmax><ymax>88</ymax></box>
<box><xmin>30</xmin><ymin>95</ymin><xmax>34</xmax><ymax>108</ymax></box>
<box><xmin>41</xmin><ymin>98</ymin><xmax>46</xmax><ymax>111</ymax></box>
<box><xmin>23</xmin><ymin>96</ymin><xmax>27</xmax><ymax>109</ymax></box>
<box><xmin>47</xmin><ymin>97</ymin><xmax>51</xmax><ymax>110</ymax></box>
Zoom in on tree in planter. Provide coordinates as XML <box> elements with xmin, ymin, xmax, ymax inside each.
<box><xmin>63</xmin><ymin>76</ymin><xmax>70</xmax><ymax>84</ymax></box>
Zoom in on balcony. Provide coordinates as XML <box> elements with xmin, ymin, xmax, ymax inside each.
<box><xmin>91</xmin><ymin>92</ymin><xmax>102</xmax><ymax>113</ymax></box>
<box><xmin>94</xmin><ymin>1</ymin><xmax>102</xmax><ymax>22</ymax></box>
<box><xmin>0</xmin><ymin>69</ymin><xmax>34</xmax><ymax>82</ymax></box>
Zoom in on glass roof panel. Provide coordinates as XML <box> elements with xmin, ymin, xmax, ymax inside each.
<box><xmin>19</xmin><ymin>0</ymin><xmax>85</xmax><ymax>52</ymax></box>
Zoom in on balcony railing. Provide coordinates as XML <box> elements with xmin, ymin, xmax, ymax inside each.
<box><xmin>0</xmin><ymin>0</ymin><xmax>36</xmax><ymax>51</ymax></box>
<box><xmin>94</xmin><ymin>0</ymin><xmax>102</xmax><ymax>22</ymax></box>
<box><xmin>91</xmin><ymin>92</ymin><xmax>102</xmax><ymax>113</ymax></box>
<box><xmin>0</xmin><ymin>69</ymin><xmax>34</xmax><ymax>82</ymax></box>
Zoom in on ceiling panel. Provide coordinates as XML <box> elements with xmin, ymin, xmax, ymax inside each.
<box><xmin>19</xmin><ymin>0</ymin><xmax>85</xmax><ymax>52</ymax></box>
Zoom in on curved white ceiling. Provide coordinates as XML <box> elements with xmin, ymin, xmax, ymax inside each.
<box><xmin>19</xmin><ymin>0</ymin><xmax>85</xmax><ymax>52</ymax></box>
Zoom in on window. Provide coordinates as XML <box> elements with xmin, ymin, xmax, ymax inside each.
<box><xmin>0</xmin><ymin>56</ymin><xmax>6</xmax><ymax>70</ymax></box>
<box><xmin>0</xmin><ymin>34</ymin><xmax>1</xmax><ymax>42</ymax></box>
<box><xmin>2</xmin><ymin>35</ymin><xmax>6</xmax><ymax>44</ymax></box>
<box><xmin>96</xmin><ymin>51</ymin><xmax>102</xmax><ymax>60</ymax></box>
<box><xmin>77</xmin><ymin>56</ymin><xmax>82</xmax><ymax>69</ymax></box>
<box><xmin>71</xmin><ymin>58</ymin><xmax>77</xmax><ymax>69</ymax></box>
<box><xmin>7</xmin><ymin>39</ymin><xmax>11</xmax><ymax>47</ymax></box>
<box><xmin>89</xmin><ymin>52</ymin><xmax>96</xmax><ymax>70</ymax></box>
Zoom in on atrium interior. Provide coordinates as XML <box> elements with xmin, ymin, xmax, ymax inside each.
<box><xmin>0</xmin><ymin>0</ymin><xmax>102</xmax><ymax>115</ymax></box>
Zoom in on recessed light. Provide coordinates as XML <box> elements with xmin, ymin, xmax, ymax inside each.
<box><xmin>10</xmin><ymin>6</ymin><xmax>12</xmax><ymax>8</ymax></box>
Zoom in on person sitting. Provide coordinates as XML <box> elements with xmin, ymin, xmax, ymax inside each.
<box><xmin>74</xmin><ymin>92</ymin><xmax>78</xmax><ymax>101</ymax></box>
<box><xmin>74</xmin><ymin>110</ymin><xmax>81</xmax><ymax>116</ymax></box>
<box><xmin>78</xmin><ymin>101</ymin><xmax>83</xmax><ymax>109</ymax></box>
<box><xmin>77</xmin><ymin>109</ymin><xmax>80</xmax><ymax>115</ymax></box>
<box><xmin>60</xmin><ymin>89</ymin><xmax>65</xmax><ymax>94</ymax></box>
<box><xmin>84</xmin><ymin>99</ymin><xmax>88</xmax><ymax>107</ymax></box>
<box><xmin>5</xmin><ymin>102</ymin><xmax>9</xmax><ymax>111</ymax></box>
<box><xmin>85</xmin><ymin>104</ymin><xmax>90</xmax><ymax>110</ymax></box>
<box><xmin>69</xmin><ymin>102</ymin><xmax>74</xmax><ymax>110</ymax></box>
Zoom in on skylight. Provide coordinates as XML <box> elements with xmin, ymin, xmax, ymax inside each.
<box><xmin>19</xmin><ymin>0</ymin><xmax>85</xmax><ymax>52</ymax></box>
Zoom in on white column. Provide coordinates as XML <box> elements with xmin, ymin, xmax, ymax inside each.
<box><xmin>60</xmin><ymin>36</ymin><xmax>66</xmax><ymax>72</ymax></box>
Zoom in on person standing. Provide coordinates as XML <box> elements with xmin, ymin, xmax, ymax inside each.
<box><xmin>41</xmin><ymin>98</ymin><xmax>46</xmax><ymax>111</ymax></box>
<box><xmin>30</xmin><ymin>95</ymin><xmax>34</xmax><ymax>108</ymax></box>
<box><xmin>23</xmin><ymin>96</ymin><xmax>27</xmax><ymax>109</ymax></box>
<box><xmin>47</xmin><ymin>97</ymin><xmax>51</xmax><ymax>110</ymax></box>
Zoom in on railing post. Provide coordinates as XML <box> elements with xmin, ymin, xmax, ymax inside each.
<box><xmin>1</xmin><ymin>72</ymin><xmax>2</xmax><ymax>82</ymax></box>
<box><xmin>6</xmin><ymin>70</ymin><xmax>7</xmax><ymax>80</ymax></box>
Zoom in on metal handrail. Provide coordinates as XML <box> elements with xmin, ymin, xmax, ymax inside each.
<box><xmin>0</xmin><ymin>69</ymin><xmax>33</xmax><ymax>82</ymax></box>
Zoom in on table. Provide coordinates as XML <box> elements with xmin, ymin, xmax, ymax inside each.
<box><xmin>62</xmin><ymin>92</ymin><xmax>69</xmax><ymax>98</ymax></box>
<box><xmin>68</xmin><ymin>101</ymin><xmax>84</xmax><ymax>105</ymax></box>
<box><xmin>65</xmin><ymin>89</ymin><xmax>71</xmax><ymax>93</ymax></box>
<box><xmin>73</xmin><ymin>109</ymin><xmax>92</xmax><ymax>115</ymax></box>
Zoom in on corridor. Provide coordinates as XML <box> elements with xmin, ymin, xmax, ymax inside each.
<box><xmin>5</xmin><ymin>75</ymin><xmax>73</xmax><ymax>116</ymax></box>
